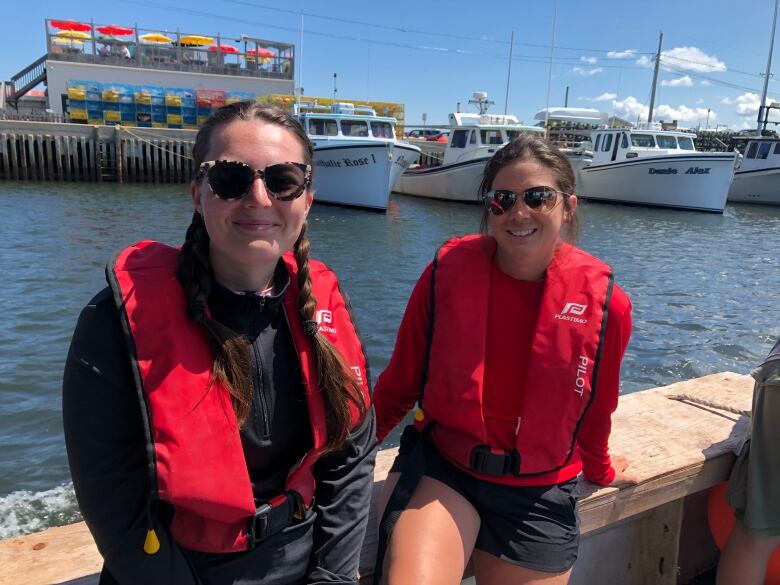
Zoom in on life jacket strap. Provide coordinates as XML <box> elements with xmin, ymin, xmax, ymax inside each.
<box><xmin>469</xmin><ymin>445</ymin><xmax>521</xmax><ymax>476</ymax></box>
<box><xmin>246</xmin><ymin>492</ymin><xmax>301</xmax><ymax>548</ymax></box>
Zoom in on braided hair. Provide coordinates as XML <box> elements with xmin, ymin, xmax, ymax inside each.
<box><xmin>177</xmin><ymin>101</ymin><xmax>366</xmax><ymax>450</ymax></box>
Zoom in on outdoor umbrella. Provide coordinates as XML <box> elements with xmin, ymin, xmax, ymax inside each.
<box><xmin>140</xmin><ymin>33</ymin><xmax>173</xmax><ymax>44</ymax></box>
<box><xmin>55</xmin><ymin>30</ymin><xmax>92</xmax><ymax>40</ymax></box>
<box><xmin>208</xmin><ymin>44</ymin><xmax>239</xmax><ymax>53</ymax></box>
<box><xmin>247</xmin><ymin>48</ymin><xmax>274</xmax><ymax>58</ymax></box>
<box><xmin>179</xmin><ymin>35</ymin><xmax>214</xmax><ymax>47</ymax></box>
<box><xmin>50</xmin><ymin>20</ymin><xmax>91</xmax><ymax>32</ymax></box>
<box><xmin>96</xmin><ymin>25</ymin><xmax>134</xmax><ymax>36</ymax></box>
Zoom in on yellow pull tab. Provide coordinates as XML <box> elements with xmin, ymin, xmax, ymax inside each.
<box><xmin>143</xmin><ymin>529</ymin><xmax>160</xmax><ymax>554</ymax></box>
<box><xmin>414</xmin><ymin>408</ymin><xmax>425</xmax><ymax>422</ymax></box>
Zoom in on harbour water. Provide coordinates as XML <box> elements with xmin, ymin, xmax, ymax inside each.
<box><xmin>1</xmin><ymin>181</ymin><xmax>779</xmax><ymax>539</ymax></box>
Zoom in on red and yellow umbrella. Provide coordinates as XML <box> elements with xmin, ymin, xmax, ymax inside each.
<box><xmin>50</xmin><ymin>19</ymin><xmax>91</xmax><ymax>32</ymax></box>
<box><xmin>97</xmin><ymin>25</ymin><xmax>134</xmax><ymax>36</ymax></box>
<box><xmin>247</xmin><ymin>48</ymin><xmax>274</xmax><ymax>58</ymax></box>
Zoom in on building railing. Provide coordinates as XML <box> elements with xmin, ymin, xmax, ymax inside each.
<box><xmin>45</xmin><ymin>19</ymin><xmax>295</xmax><ymax>81</ymax></box>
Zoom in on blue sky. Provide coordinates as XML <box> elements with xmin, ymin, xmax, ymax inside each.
<box><xmin>3</xmin><ymin>0</ymin><xmax>778</xmax><ymax>130</ymax></box>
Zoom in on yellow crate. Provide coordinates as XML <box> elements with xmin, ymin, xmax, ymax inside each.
<box><xmin>197</xmin><ymin>115</ymin><xmax>210</xmax><ymax>125</ymax></box>
<box><xmin>134</xmin><ymin>93</ymin><xmax>152</xmax><ymax>105</ymax></box>
<box><xmin>69</xmin><ymin>109</ymin><xmax>88</xmax><ymax>120</ymax></box>
<box><xmin>102</xmin><ymin>90</ymin><xmax>121</xmax><ymax>103</ymax></box>
<box><xmin>152</xmin><ymin>122</ymin><xmax>167</xmax><ymax>129</ymax></box>
<box><xmin>104</xmin><ymin>110</ymin><xmax>121</xmax><ymax>122</ymax></box>
<box><xmin>165</xmin><ymin>95</ymin><xmax>182</xmax><ymax>107</ymax></box>
<box><xmin>167</xmin><ymin>114</ymin><xmax>183</xmax><ymax>125</ymax></box>
<box><xmin>67</xmin><ymin>88</ymin><xmax>86</xmax><ymax>100</ymax></box>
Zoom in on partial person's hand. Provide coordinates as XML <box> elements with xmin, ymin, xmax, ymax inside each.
<box><xmin>609</xmin><ymin>454</ymin><xmax>639</xmax><ymax>486</ymax></box>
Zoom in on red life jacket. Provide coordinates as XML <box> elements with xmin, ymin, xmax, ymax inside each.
<box><xmin>418</xmin><ymin>235</ymin><xmax>613</xmax><ymax>477</ymax></box>
<box><xmin>108</xmin><ymin>241</ymin><xmax>370</xmax><ymax>553</ymax></box>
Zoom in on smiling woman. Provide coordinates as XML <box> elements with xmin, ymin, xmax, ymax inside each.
<box><xmin>372</xmin><ymin>135</ymin><xmax>636</xmax><ymax>585</ymax></box>
<box><xmin>62</xmin><ymin>102</ymin><xmax>377</xmax><ymax>585</ymax></box>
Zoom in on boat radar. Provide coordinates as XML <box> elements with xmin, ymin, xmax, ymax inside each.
<box><xmin>469</xmin><ymin>92</ymin><xmax>495</xmax><ymax>115</ymax></box>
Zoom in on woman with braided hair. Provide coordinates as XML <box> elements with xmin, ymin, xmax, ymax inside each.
<box><xmin>63</xmin><ymin>101</ymin><xmax>376</xmax><ymax>585</ymax></box>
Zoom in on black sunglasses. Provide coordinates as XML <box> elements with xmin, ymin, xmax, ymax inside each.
<box><xmin>483</xmin><ymin>186</ymin><xmax>567</xmax><ymax>215</ymax></box>
<box><xmin>198</xmin><ymin>160</ymin><xmax>312</xmax><ymax>201</ymax></box>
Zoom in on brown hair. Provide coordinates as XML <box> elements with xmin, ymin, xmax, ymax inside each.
<box><xmin>177</xmin><ymin>101</ymin><xmax>366</xmax><ymax>451</ymax></box>
<box><xmin>478</xmin><ymin>134</ymin><xmax>580</xmax><ymax>241</ymax></box>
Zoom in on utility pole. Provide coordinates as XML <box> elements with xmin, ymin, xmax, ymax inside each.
<box><xmin>647</xmin><ymin>32</ymin><xmax>663</xmax><ymax>125</ymax></box>
<box><xmin>332</xmin><ymin>72</ymin><xmax>337</xmax><ymax>103</ymax></box>
<box><xmin>564</xmin><ymin>86</ymin><xmax>569</xmax><ymax>108</ymax></box>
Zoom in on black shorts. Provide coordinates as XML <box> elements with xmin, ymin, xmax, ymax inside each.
<box><xmin>389</xmin><ymin>427</ymin><xmax>580</xmax><ymax>573</ymax></box>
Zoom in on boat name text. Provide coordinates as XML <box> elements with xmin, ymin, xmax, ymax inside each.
<box><xmin>648</xmin><ymin>167</ymin><xmax>711</xmax><ymax>175</ymax></box>
<box><xmin>315</xmin><ymin>154</ymin><xmax>377</xmax><ymax>169</ymax></box>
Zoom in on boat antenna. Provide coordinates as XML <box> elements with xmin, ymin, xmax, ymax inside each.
<box><xmin>647</xmin><ymin>31</ymin><xmax>663</xmax><ymax>125</ymax></box>
<box><xmin>758</xmin><ymin>0</ymin><xmax>779</xmax><ymax>133</ymax></box>
<box><xmin>504</xmin><ymin>30</ymin><xmax>514</xmax><ymax>115</ymax></box>
<box><xmin>543</xmin><ymin>0</ymin><xmax>559</xmax><ymax>139</ymax></box>
<box><xmin>296</xmin><ymin>9</ymin><xmax>303</xmax><ymax>108</ymax></box>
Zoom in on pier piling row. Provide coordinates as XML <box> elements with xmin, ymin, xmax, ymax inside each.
<box><xmin>0</xmin><ymin>121</ymin><xmax>196</xmax><ymax>183</ymax></box>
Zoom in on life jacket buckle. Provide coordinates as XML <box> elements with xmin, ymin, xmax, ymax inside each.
<box><xmin>246</xmin><ymin>492</ymin><xmax>296</xmax><ymax>549</ymax></box>
<box><xmin>469</xmin><ymin>445</ymin><xmax>521</xmax><ymax>476</ymax></box>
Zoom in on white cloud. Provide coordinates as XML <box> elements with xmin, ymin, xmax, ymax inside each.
<box><xmin>607</xmin><ymin>49</ymin><xmax>637</xmax><ymax>59</ymax></box>
<box><xmin>580</xmin><ymin>56</ymin><xmax>598</xmax><ymax>64</ymax></box>
<box><xmin>573</xmin><ymin>66</ymin><xmax>604</xmax><ymax>77</ymax></box>
<box><xmin>700</xmin><ymin>80</ymin><xmax>712</xmax><ymax>86</ymax></box>
<box><xmin>637</xmin><ymin>46</ymin><xmax>726</xmax><ymax>73</ymax></box>
<box><xmin>661</xmin><ymin>75</ymin><xmax>694</xmax><ymax>87</ymax></box>
<box><xmin>720</xmin><ymin>97</ymin><xmax>734</xmax><ymax>104</ymax></box>
<box><xmin>610</xmin><ymin>95</ymin><xmax>716</xmax><ymax>123</ymax></box>
<box><xmin>655</xmin><ymin>103</ymin><xmax>716</xmax><ymax>123</ymax></box>
<box><xmin>696</xmin><ymin>98</ymin><xmax>705</xmax><ymax>104</ymax></box>
<box><xmin>732</xmin><ymin>92</ymin><xmax>777</xmax><ymax>116</ymax></box>
<box><xmin>579</xmin><ymin>92</ymin><xmax>617</xmax><ymax>102</ymax></box>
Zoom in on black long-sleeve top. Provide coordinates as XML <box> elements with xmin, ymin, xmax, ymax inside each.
<box><xmin>63</xmin><ymin>261</ymin><xmax>377</xmax><ymax>585</ymax></box>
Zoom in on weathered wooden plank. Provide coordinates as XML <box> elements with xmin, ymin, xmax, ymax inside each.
<box><xmin>9</xmin><ymin>134</ymin><xmax>20</xmax><ymax>180</ymax></box>
<box><xmin>44</xmin><ymin>136</ymin><xmax>55</xmax><ymax>181</ymax></box>
<box><xmin>63</xmin><ymin>137</ymin><xmax>72</xmax><ymax>182</ymax></box>
<box><xmin>19</xmin><ymin>134</ymin><xmax>29</xmax><ymax>180</ymax></box>
<box><xmin>143</xmin><ymin>142</ymin><xmax>152</xmax><ymax>183</ymax></box>
<box><xmin>0</xmin><ymin>133</ymin><xmax>8</xmax><ymax>180</ymax></box>
<box><xmin>115</xmin><ymin>128</ymin><xmax>124</xmax><ymax>184</ymax></box>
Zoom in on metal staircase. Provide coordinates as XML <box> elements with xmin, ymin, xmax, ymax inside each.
<box><xmin>4</xmin><ymin>55</ymin><xmax>47</xmax><ymax>109</ymax></box>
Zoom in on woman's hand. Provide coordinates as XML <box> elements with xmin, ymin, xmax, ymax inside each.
<box><xmin>609</xmin><ymin>454</ymin><xmax>639</xmax><ymax>486</ymax></box>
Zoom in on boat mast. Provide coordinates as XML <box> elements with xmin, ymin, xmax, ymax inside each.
<box><xmin>504</xmin><ymin>30</ymin><xmax>514</xmax><ymax>115</ymax></box>
<box><xmin>543</xmin><ymin>0</ymin><xmax>559</xmax><ymax>137</ymax></box>
<box><xmin>647</xmin><ymin>32</ymin><xmax>663</xmax><ymax>125</ymax></box>
<box><xmin>296</xmin><ymin>10</ymin><xmax>304</xmax><ymax>108</ymax></box>
<box><xmin>757</xmin><ymin>0</ymin><xmax>779</xmax><ymax>133</ymax></box>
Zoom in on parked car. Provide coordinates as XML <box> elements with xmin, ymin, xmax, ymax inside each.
<box><xmin>426</xmin><ymin>131</ymin><xmax>450</xmax><ymax>143</ymax></box>
<box><xmin>406</xmin><ymin>128</ymin><xmax>442</xmax><ymax>140</ymax></box>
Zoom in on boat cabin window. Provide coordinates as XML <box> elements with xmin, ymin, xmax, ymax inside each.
<box><xmin>370</xmin><ymin>121</ymin><xmax>394</xmax><ymax>139</ymax></box>
<box><xmin>656</xmin><ymin>135</ymin><xmax>677</xmax><ymax>149</ymax></box>
<box><xmin>594</xmin><ymin>134</ymin><xmax>602</xmax><ymax>151</ymax></box>
<box><xmin>631</xmin><ymin>134</ymin><xmax>656</xmax><ymax>147</ymax></box>
<box><xmin>469</xmin><ymin>131</ymin><xmax>477</xmax><ymax>145</ymax></box>
<box><xmin>621</xmin><ymin>133</ymin><xmax>629</xmax><ymax>148</ymax></box>
<box><xmin>678</xmin><ymin>137</ymin><xmax>694</xmax><ymax>150</ymax></box>
<box><xmin>775</xmin><ymin>142</ymin><xmax>780</xmax><ymax>154</ymax></box>
<box><xmin>309</xmin><ymin>118</ymin><xmax>338</xmax><ymax>136</ymax></box>
<box><xmin>506</xmin><ymin>130</ymin><xmax>519</xmax><ymax>141</ymax></box>
<box><xmin>450</xmin><ymin>130</ymin><xmax>468</xmax><ymax>148</ymax></box>
<box><xmin>480</xmin><ymin>129</ymin><xmax>504</xmax><ymax>145</ymax></box>
<box><xmin>758</xmin><ymin>142</ymin><xmax>772</xmax><ymax>159</ymax></box>
<box><xmin>602</xmin><ymin>134</ymin><xmax>613</xmax><ymax>151</ymax></box>
<box><xmin>341</xmin><ymin>120</ymin><xmax>369</xmax><ymax>137</ymax></box>
<box><xmin>746</xmin><ymin>142</ymin><xmax>758</xmax><ymax>159</ymax></box>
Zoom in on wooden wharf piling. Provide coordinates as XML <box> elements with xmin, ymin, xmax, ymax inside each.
<box><xmin>0</xmin><ymin>121</ymin><xmax>196</xmax><ymax>184</ymax></box>
<box><xmin>0</xmin><ymin>372</ymin><xmax>756</xmax><ymax>585</ymax></box>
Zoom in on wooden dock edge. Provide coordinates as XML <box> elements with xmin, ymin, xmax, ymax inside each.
<box><xmin>0</xmin><ymin>372</ymin><xmax>754</xmax><ymax>585</ymax></box>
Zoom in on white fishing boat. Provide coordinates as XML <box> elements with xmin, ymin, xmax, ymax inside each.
<box><xmin>294</xmin><ymin>102</ymin><xmax>421</xmax><ymax>211</ymax></box>
<box><xmin>576</xmin><ymin>127</ymin><xmax>737</xmax><ymax>213</ymax></box>
<box><xmin>728</xmin><ymin>136</ymin><xmax>780</xmax><ymax>205</ymax></box>
<box><xmin>395</xmin><ymin>93</ymin><xmax>543</xmax><ymax>202</ymax></box>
